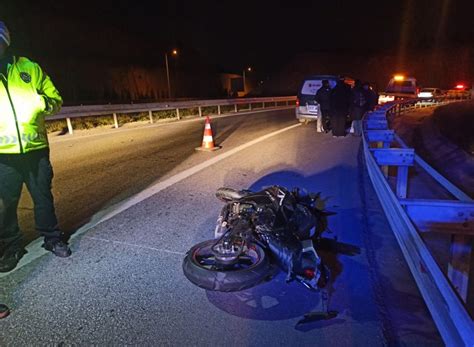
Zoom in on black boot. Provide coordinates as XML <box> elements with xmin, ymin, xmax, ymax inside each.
<box><xmin>0</xmin><ymin>247</ymin><xmax>27</xmax><ymax>273</ymax></box>
<box><xmin>42</xmin><ymin>239</ymin><xmax>72</xmax><ymax>258</ymax></box>
<box><xmin>0</xmin><ymin>304</ymin><xmax>10</xmax><ymax>319</ymax></box>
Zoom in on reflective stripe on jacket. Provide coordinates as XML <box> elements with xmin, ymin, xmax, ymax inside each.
<box><xmin>0</xmin><ymin>56</ymin><xmax>62</xmax><ymax>154</ymax></box>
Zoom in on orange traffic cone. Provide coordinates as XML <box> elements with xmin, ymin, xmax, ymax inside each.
<box><xmin>195</xmin><ymin>116</ymin><xmax>221</xmax><ymax>151</ymax></box>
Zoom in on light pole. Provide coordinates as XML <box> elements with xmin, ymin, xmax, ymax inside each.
<box><xmin>165</xmin><ymin>49</ymin><xmax>178</xmax><ymax>99</ymax></box>
<box><xmin>242</xmin><ymin>67</ymin><xmax>251</xmax><ymax>95</ymax></box>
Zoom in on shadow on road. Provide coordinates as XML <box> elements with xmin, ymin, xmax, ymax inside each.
<box><xmin>202</xmin><ymin>167</ymin><xmax>363</xmax><ymax>330</ymax></box>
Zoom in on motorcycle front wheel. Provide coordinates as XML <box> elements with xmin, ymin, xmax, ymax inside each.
<box><xmin>182</xmin><ymin>240</ymin><xmax>271</xmax><ymax>292</ymax></box>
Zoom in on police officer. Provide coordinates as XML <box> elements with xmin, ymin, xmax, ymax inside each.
<box><xmin>0</xmin><ymin>21</ymin><xmax>71</xmax><ymax>273</ymax></box>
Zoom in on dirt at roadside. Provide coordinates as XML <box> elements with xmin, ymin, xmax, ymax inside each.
<box><xmin>389</xmin><ymin>103</ymin><xmax>474</xmax><ymax>198</ymax></box>
<box><xmin>433</xmin><ymin>101</ymin><xmax>474</xmax><ymax>155</ymax></box>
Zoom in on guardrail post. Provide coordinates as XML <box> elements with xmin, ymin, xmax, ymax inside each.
<box><xmin>217</xmin><ymin>105</ymin><xmax>221</xmax><ymax>115</ymax></box>
<box><xmin>66</xmin><ymin>117</ymin><xmax>73</xmax><ymax>135</ymax></box>
<box><xmin>149</xmin><ymin>110</ymin><xmax>153</xmax><ymax>124</ymax></box>
<box><xmin>396</xmin><ymin>166</ymin><xmax>409</xmax><ymax>198</ymax></box>
<box><xmin>286</xmin><ymin>100</ymin><xmax>289</xmax><ymax>106</ymax></box>
<box><xmin>274</xmin><ymin>101</ymin><xmax>277</xmax><ymax>107</ymax></box>
<box><xmin>382</xmin><ymin>141</ymin><xmax>391</xmax><ymax>176</ymax></box>
<box><xmin>234</xmin><ymin>104</ymin><xmax>238</xmax><ymax>112</ymax></box>
<box><xmin>176</xmin><ymin>108</ymin><xmax>180</xmax><ymax>120</ymax></box>
<box><xmin>249</xmin><ymin>103</ymin><xmax>252</xmax><ymax>111</ymax></box>
<box><xmin>198</xmin><ymin>106</ymin><xmax>202</xmax><ymax>117</ymax></box>
<box><xmin>448</xmin><ymin>235</ymin><xmax>474</xmax><ymax>314</ymax></box>
<box><xmin>376</xmin><ymin>142</ymin><xmax>390</xmax><ymax>177</ymax></box>
<box><xmin>371</xmin><ymin>148</ymin><xmax>415</xmax><ymax>198</ymax></box>
<box><xmin>113</xmin><ymin>113</ymin><xmax>119</xmax><ymax>129</ymax></box>
<box><xmin>263</xmin><ymin>101</ymin><xmax>265</xmax><ymax>108</ymax></box>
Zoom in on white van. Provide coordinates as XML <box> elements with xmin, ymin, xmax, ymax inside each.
<box><xmin>295</xmin><ymin>75</ymin><xmax>354</xmax><ymax>131</ymax></box>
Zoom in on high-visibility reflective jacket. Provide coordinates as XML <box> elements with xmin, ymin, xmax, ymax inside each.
<box><xmin>0</xmin><ymin>56</ymin><xmax>62</xmax><ymax>154</ymax></box>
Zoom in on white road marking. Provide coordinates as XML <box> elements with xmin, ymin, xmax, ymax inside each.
<box><xmin>83</xmin><ymin>236</ymin><xmax>185</xmax><ymax>255</ymax></box>
<box><xmin>0</xmin><ymin>122</ymin><xmax>301</xmax><ymax>277</ymax></box>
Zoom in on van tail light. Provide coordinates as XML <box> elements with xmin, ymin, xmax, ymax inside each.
<box><xmin>296</xmin><ymin>98</ymin><xmax>300</xmax><ymax>107</ymax></box>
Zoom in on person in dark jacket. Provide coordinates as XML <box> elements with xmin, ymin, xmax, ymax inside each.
<box><xmin>315</xmin><ymin>80</ymin><xmax>332</xmax><ymax>132</ymax></box>
<box><xmin>349</xmin><ymin>80</ymin><xmax>368</xmax><ymax>136</ymax></box>
<box><xmin>363</xmin><ymin>82</ymin><xmax>379</xmax><ymax>111</ymax></box>
<box><xmin>329</xmin><ymin>79</ymin><xmax>351</xmax><ymax>137</ymax></box>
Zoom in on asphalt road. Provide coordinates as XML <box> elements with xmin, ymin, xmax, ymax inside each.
<box><xmin>1</xmin><ymin>109</ymin><xmax>441</xmax><ymax>345</ymax></box>
<box><xmin>18</xmin><ymin>108</ymin><xmax>297</xmax><ymax>243</ymax></box>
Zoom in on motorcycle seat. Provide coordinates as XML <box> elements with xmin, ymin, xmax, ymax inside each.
<box><xmin>216</xmin><ymin>187</ymin><xmax>251</xmax><ymax>202</ymax></box>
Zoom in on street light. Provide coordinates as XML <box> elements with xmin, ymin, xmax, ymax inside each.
<box><xmin>165</xmin><ymin>49</ymin><xmax>178</xmax><ymax>99</ymax></box>
<box><xmin>242</xmin><ymin>67</ymin><xmax>252</xmax><ymax>94</ymax></box>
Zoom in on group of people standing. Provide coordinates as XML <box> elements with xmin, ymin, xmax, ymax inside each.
<box><xmin>315</xmin><ymin>78</ymin><xmax>378</xmax><ymax>137</ymax></box>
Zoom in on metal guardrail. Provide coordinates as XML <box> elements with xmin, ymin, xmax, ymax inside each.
<box><xmin>46</xmin><ymin>96</ymin><xmax>296</xmax><ymax>135</ymax></box>
<box><xmin>362</xmin><ymin>98</ymin><xmax>474</xmax><ymax>345</ymax></box>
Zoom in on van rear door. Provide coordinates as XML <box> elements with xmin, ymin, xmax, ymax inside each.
<box><xmin>298</xmin><ymin>79</ymin><xmax>337</xmax><ymax>106</ymax></box>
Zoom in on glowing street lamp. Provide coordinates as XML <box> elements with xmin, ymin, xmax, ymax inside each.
<box><xmin>243</xmin><ymin>67</ymin><xmax>252</xmax><ymax>94</ymax></box>
<box><xmin>165</xmin><ymin>49</ymin><xmax>178</xmax><ymax>98</ymax></box>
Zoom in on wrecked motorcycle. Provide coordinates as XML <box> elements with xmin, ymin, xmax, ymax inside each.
<box><xmin>182</xmin><ymin>185</ymin><xmax>333</xmax><ymax>292</ymax></box>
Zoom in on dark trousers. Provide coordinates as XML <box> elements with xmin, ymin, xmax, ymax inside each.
<box><xmin>0</xmin><ymin>148</ymin><xmax>61</xmax><ymax>252</ymax></box>
<box><xmin>321</xmin><ymin>109</ymin><xmax>331</xmax><ymax>131</ymax></box>
<box><xmin>331</xmin><ymin>111</ymin><xmax>347</xmax><ymax>136</ymax></box>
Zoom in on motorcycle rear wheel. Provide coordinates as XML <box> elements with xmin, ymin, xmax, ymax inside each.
<box><xmin>183</xmin><ymin>240</ymin><xmax>271</xmax><ymax>292</ymax></box>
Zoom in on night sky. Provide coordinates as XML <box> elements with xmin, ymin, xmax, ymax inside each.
<box><xmin>3</xmin><ymin>0</ymin><xmax>474</xmax><ymax>76</ymax></box>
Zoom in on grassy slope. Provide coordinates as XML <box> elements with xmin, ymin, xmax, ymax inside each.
<box><xmin>432</xmin><ymin>100</ymin><xmax>474</xmax><ymax>154</ymax></box>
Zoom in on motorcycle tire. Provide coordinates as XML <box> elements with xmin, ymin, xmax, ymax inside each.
<box><xmin>182</xmin><ymin>240</ymin><xmax>272</xmax><ymax>292</ymax></box>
